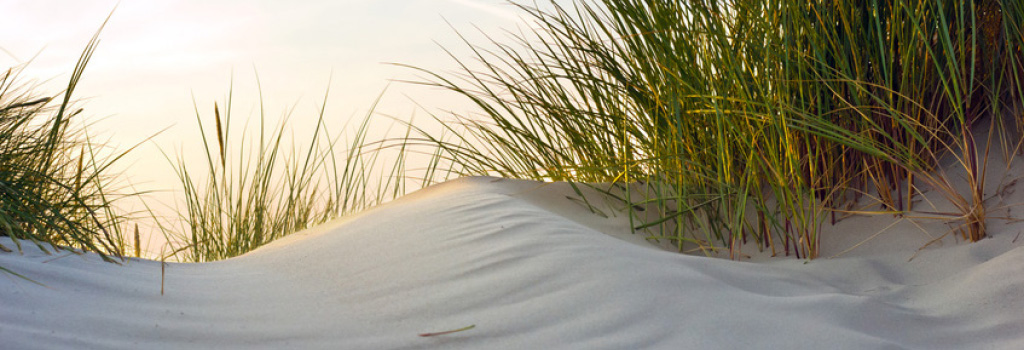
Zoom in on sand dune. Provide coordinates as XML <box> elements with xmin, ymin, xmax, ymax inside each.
<box><xmin>3</xmin><ymin>175</ymin><xmax>1024</xmax><ymax>349</ymax></box>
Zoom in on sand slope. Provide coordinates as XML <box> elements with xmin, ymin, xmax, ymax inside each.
<box><xmin>3</xmin><ymin>176</ymin><xmax>1024</xmax><ymax>349</ymax></box>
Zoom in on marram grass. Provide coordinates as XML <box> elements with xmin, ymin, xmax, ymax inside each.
<box><xmin>0</xmin><ymin>22</ymin><xmax>133</xmax><ymax>264</ymax></box>
<box><xmin>404</xmin><ymin>0</ymin><xmax>1024</xmax><ymax>258</ymax></box>
<box><xmin>162</xmin><ymin>82</ymin><xmax>411</xmax><ymax>262</ymax></box>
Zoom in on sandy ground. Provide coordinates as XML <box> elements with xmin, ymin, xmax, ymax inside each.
<box><xmin>3</xmin><ymin>159</ymin><xmax>1024</xmax><ymax>348</ymax></box>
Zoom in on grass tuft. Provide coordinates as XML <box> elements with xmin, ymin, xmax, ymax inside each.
<box><xmin>0</xmin><ymin>19</ymin><xmax>133</xmax><ymax>264</ymax></box>
<box><xmin>401</xmin><ymin>0</ymin><xmax>1024</xmax><ymax>259</ymax></box>
<box><xmin>162</xmin><ymin>81</ymin><xmax>409</xmax><ymax>262</ymax></box>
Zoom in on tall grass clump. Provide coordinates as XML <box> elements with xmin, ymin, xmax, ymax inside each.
<box><xmin>405</xmin><ymin>0</ymin><xmax>1024</xmax><ymax>258</ymax></box>
<box><xmin>0</xmin><ymin>29</ymin><xmax>132</xmax><ymax>263</ymax></box>
<box><xmin>166</xmin><ymin>83</ymin><xmax>408</xmax><ymax>262</ymax></box>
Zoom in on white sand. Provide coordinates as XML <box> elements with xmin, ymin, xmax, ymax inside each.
<box><xmin>4</xmin><ymin>168</ymin><xmax>1024</xmax><ymax>348</ymax></box>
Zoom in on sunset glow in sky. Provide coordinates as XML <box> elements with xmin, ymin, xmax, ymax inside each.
<box><xmin>1</xmin><ymin>0</ymin><xmax>555</xmax><ymax>252</ymax></box>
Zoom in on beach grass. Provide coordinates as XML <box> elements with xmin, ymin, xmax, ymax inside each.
<box><xmin>161</xmin><ymin>82</ymin><xmax>411</xmax><ymax>262</ymax></box>
<box><xmin>0</xmin><ymin>23</ymin><xmax>133</xmax><ymax>264</ymax></box>
<box><xmin>400</xmin><ymin>0</ymin><xmax>1024</xmax><ymax>258</ymax></box>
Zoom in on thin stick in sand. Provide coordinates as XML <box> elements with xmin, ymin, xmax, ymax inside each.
<box><xmin>418</xmin><ymin>324</ymin><xmax>475</xmax><ymax>337</ymax></box>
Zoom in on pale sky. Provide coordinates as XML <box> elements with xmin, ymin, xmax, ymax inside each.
<box><xmin>1</xmin><ymin>0</ymin><xmax>561</xmax><ymax>253</ymax></box>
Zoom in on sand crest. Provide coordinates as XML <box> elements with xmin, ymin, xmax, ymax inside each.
<box><xmin>3</xmin><ymin>176</ymin><xmax>1024</xmax><ymax>349</ymax></box>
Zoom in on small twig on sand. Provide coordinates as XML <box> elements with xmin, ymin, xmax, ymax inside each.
<box><xmin>419</xmin><ymin>324</ymin><xmax>476</xmax><ymax>337</ymax></box>
<box><xmin>161</xmin><ymin>258</ymin><xmax>166</xmax><ymax>296</ymax></box>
